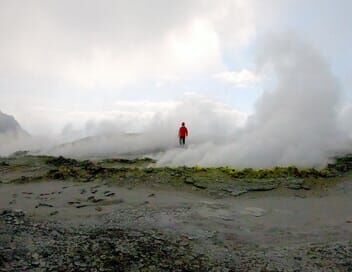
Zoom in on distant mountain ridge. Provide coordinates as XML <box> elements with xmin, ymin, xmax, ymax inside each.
<box><xmin>47</xmin><ymin>132</ymin><xmax>167</xmax><ymax>159</ymax></box>
<box><xmin>0</xmin><ymin>110</ymin><xmax>28</xmax><ymax>136</ymax></box>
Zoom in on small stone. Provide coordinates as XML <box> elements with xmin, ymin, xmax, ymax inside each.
<box><xmin>184</xmin><ymin>178</ymin><xmax>194</xmax><ymax>184</ymax></box>
<box><xmin>302</xmin><ymin>184</ymin><xmax>311</xmax><ymax>190</ymax></box>
<box><xmin>221</xmin><ymin>216</ymin><xmax>234</xmax><ymax>221</ymax></box>
<box><xmin>68</xmin><ymin>201</ymin><xmax>81</xmax><ymax>205</ymax></box>
<box><xmin>35</xmin><ymin>203</ymin><xmax>54</xmax><ymax>208</ymax></box>
<box><xmin>240</xmin><ymin>207</ymin><xmax>267</xmax><ymax>217</ymax></box>
<box><xmin>40</xmin><ymin>193</ymin><xmax>51</xmax><ymax>196</ymax></box>
<box><xmin>32</xmin><ymin>253</ymin><xmax>40</xmax><ymax>259</ymax></box>
<box><xmin>193</xmin><ymin>182</ymin><xmax>207</xmax><ymax>189</ymax></box>
<box><xmin>223</xmin><ymin>188</ymin><xmax>248</xmax><ymax>196</ymax></box>
<box><xmin>32</xmin><ymin>261</ymin><xmax>40</xmax><ymax>267</ymax></box>
<box><xmin>286</xmin><ymin>179</ymin><xmax>304</xmax><ymax>190</ymax></box>
<box><xmin>49</xmin><ymin>211</ymin><xmax>59</xmax><ymax>216</ymax></box>
<box><xmin>13</xmin><ymin>209</ymin><xmax>25</xmax><ymax>215</ymax></box>
<box><xmin>104</xmin><ymin>192</ymin><xmax>115</xmax><ymax>197</ymax></box>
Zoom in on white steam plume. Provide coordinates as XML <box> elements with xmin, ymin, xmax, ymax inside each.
<box><xmin>157</xmin><ymin>34</ymin><xmax>349</xmax><ymax>167</ymax></box>
<box><xmin>2</xmin><ymin>34</ymin><xmax>351</xmax><ymax>168</ymax></box>
<box><xmin>43</xmin><ymin>95</ymin><xmax>247</xmax><ymax>158</ymax></box>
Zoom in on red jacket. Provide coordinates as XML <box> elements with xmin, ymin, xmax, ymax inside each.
<box><xmin>178</xmin><ymin>126</ymin><xmax>188</xmax><ymax>137</ymax></box>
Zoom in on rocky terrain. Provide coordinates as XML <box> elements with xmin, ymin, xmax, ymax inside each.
<box><xmin>0</xmin><ymin>111</ymin><xmax>28</xmax><ymax>136</ymax></box>
<box><xmin>1</xmin><ymin>153</ymin><xmax>352</xmax><ymax>271</ymax></box>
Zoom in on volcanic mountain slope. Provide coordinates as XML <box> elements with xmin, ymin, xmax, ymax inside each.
<box><xmin>0</xmin><ymin>110</ymin><xmax>28</xmax><ymax>136</ymax></box>
<box><xmin>47</xmin><ymin>132</ymin><xmax>167</xmax><ymax>159</ymax></box>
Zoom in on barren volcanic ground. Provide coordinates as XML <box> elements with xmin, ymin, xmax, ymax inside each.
<box><xmin>0</xmin><ymin>153</ymin><xmax>352</xmax><ymax>271</ymax></box>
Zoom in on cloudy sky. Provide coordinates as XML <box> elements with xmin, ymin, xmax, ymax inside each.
<box><xmin>0</xmin><ymin>0</ymin><xmax>351</xmax><ymax>136</ymax></box>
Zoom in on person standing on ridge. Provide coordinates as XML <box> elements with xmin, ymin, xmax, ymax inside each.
<box><xmin>178</xmin><ymin>122</ymin><xmax>188</xmax><ymax>146</ymax></box>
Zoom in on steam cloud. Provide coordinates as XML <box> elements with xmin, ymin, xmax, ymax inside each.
<box><xmin>157</xmin><ymin>34</ymin><xmax>350</xmax><ymax>167</ymax></box>
<box><xmin>1</xmin><ymin>34</ymin><xmax>351</xmax><ymax>168</ymax></box>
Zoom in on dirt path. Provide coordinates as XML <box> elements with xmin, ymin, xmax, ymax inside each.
<box><xmin>1</xmin><ymin>179</ymin><xmax>352</xmax><ymax>244</ymax></box>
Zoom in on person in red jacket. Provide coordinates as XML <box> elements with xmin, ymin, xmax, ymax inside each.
<box><xmin>178</xmin><ymin>122</ymin><xmax>188</xmax><ymax>146</ymax></box>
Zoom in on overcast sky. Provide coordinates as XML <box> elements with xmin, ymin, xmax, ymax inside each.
<box><xmin>0</xmin><ymin>0</ymin><xmax>351</xmax><ymax>135</ymax></box>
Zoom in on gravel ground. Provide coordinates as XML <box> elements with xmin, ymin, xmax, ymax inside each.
<box><xmin>1</xmin><ymin>155</ymin><xmax>352</xmax><ymax>271</ymax></box>
<box><xmin>1</xmin><ymin>209</ymin><xmax>352</xmax><ymax>272</ymax></box>
<box><xmin>0</xmin><ymin>210</ymin><xmax>218</xmax><ymax>272</ymax></box>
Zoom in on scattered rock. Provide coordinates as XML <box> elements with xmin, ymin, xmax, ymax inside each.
<box><xmin>87</xmin><ymin>196</ymin><xmax>104</xmax><ymax>203</ymax></box>
<box><xmin>247</xmin><ymin>183</ymin><xmax>278</xmax><ymax>192</ymax></box>
<box><xmin>92</xmin><ymin>198</ymin><xmax>104</xmax><ymax>203</ymax></box>
<box><xmin>49</xmin><ymin>211</ymin><xmax>59</xmax><ymax>216</ymax></box>
<box><xmin>223</xmin><ymin>187</ymin><xmax>248</xmax><ymax>197</ymax></box>
<box><xmin>104</xmin><ymin>191</ymin><xmax>115</xmax><ymax>197</ymax></box>
<box><xmin>221</xmin><ymin>216</ymin><xmax>234</xmax><ymax>221</ymax></box>
<box><xmin>68</xmin><ymin>201</ymin><xmax>80</xmax><ymax>205</ymax></box>
<box><xmin>240</xmin><ymin>207</ymin><xmax>268</xmax><ymax>217</ymax></box>
<box><xmin>76</xmin><ymin>205</ymin><xmax>88</xmax><ymax>208</ymax></box>
<box><xmin>294</xmin><ymin>193</ymin><xmax>306</xmax><ymax>198</ymax></box>
<box><xmin>286</xmin><ymin>179</ymin><xmax>304</xmax><ymax>190</ymax></box>
<box><xmin>32</xmin><ymin>252</ymin><xmax>40</xmax><ymax>259</ymax></box>
<box><xmin>302</xmin><ymin>184</ymin><xmax>311</xmax><ymax>190</ymax></box>
<box><xmin>1</xmin><ymin>208</ymin><xmax>352</xmax><ymax>271</ymax></box>
<box><xmin>39</xmin><ymin>193</ymin><xmax>51</xmax><ymax>196</ymax></box>
<box><xmin>184</xmin><ymin>178</ymin><xmax>194</xmax><ymax>185</ymax></box>
<box><xmin>193</xmin><ymin>182</ymin><xmax>207</xmax><ymax>189</ymax></box>
<box><xmin>35</xmin><ymin>203</ymin><xmax>54</xmax><ymax>208</ymax></box>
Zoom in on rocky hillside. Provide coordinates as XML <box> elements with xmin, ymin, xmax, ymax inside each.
<box><xmin>0</xmin><ymin>111</ymin><xmax>28</xmax><ymax>136</ymax></box>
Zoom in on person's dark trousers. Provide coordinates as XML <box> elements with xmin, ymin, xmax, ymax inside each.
<box><xmin>179</xmin><ymin>136</ymin><xmax>185</xmax><ymax>145</ymax></box>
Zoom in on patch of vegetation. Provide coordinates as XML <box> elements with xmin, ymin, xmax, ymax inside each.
<box><xmin>99</xmin><ymin>157</ymin><xmax>156</xmax><ymax>169</ymax></box>
<box><xmin>10</xmin><ymin>150</ymin><xmax>30</xmax><ymax>157</ymax></box>
<box><xmin>327</xmin><ymin>155</ymin><xmax>352</xmax><ymax>172</ymax></box>
<box><xmin>219</xmin><ymin>166</ymin><xmax>338</xmax><ymax>179</ymax></box>
<box><xmin>46</xmin><ymin>156</ymin><xmax>81</xmax><ymax>167</ymax></box>
<box><xmin>102</xmin><ymin>157</ymin><xmax>155</xmax><ymax>164</ymax></box>
<box><xmin>3</xmin><ymin>153</ymin><xmax>352</xmax><ymax>193</ymax></box>
<box><xmin>0</xmin><ymin>161</ymin><xmax>10</xmax><ymax>167</ymax></box>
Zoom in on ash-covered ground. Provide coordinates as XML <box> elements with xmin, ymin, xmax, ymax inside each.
<box><xmin>1</xmin><ymin>153</ymin><xmax>352</xmax><ymax>271</ymax></box>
